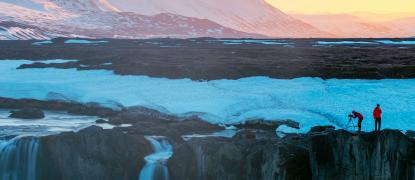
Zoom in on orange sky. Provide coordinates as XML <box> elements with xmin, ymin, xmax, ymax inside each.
<box><xmin>266</xmin><ymin>0</ymin><xmax>415</xmax><ymax>21</ymax></box>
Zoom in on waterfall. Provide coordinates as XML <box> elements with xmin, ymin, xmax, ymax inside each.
<box><xmin>0</xmin><ymin>137</ymin><xmax>39</xmax><ymax>180</ymax></box>
<box><xmin>139</xmin><ymin>136</ymin><xmax>173</xmax><ymax>180</ymax></box>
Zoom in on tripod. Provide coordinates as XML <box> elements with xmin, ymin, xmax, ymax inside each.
<box><xmin>347</xmin><ymin>117</ymin><xmax>357</xmax><ymax>131</ymax></box>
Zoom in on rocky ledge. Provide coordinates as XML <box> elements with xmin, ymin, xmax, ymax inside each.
<box><xmin>1</xmin><ymin>97</ymin><xmax>414</xmax><ymax>180</ymax></box>
<box><xmin>38</xmin><ymin>120</ymin><xmax>415</xmax><ymax>180</ymax></box>
<box><xmin>9</xmin><ymin>108</ymin><xmax>45</xmax><ymax>119</ymax></box>
<box><xmin>170</xmin><ymin>128</ymin><xmax>415</xmax><ymax>180</ymax></box>
<box><xmin>310</xmin><ymin>129</ymin><xmax>415</xmax><ymax>180</ymax></box>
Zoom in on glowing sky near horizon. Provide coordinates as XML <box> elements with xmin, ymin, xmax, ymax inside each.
<box><xmin>266</xmin><ymin>0</ymin><xmax>415</xmax><ymax>14</ymax></box>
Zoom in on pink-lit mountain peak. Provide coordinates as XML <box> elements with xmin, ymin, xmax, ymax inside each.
<box><xmin>0</xmin><ymin>0</ymin><xmax>262</xmax><ymax>39</ymax></box>
<box><xmin>105</xmin><ymin>0</ymin><xmax>329</xmax><ymax>37</ymax></box>
<box><xmin>0</xmin><ymin>0</ymin><xmax>413</xmax><ymax>39</ymax></box>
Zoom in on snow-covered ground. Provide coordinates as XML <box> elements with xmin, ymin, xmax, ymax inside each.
<box><xmin>209</xmin><ymin>39</ymin><xmax>292</xmax><ymax>45</ymax></box>
<box><xmin>376</xmin><ymin>40</ymin><xmax>415</xmax><ymax>45</ymax></box>
<box><xmin>317</xmin><ymin>41</ymin><xmax>376</xmax><ymax>45</ymax></box>
<box><xmin>1</xmin><ymin>60</ymin><xmax>415</xmax><ymax>133</ymax></box>
<box><xmin>316</xmin><ymin>40</ymin><xmax>415</xmax><ymax>45</ymax></box>
<box><xmin>64</xmin><ymin>39</ymin><xmax>108</xmax><ymax>44</ymax></box>
<box><xmin>32</xmin><ymin>40</ymin><xmax>53</xmax><ymax>45</ymax></box>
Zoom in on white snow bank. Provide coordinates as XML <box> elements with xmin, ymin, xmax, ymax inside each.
<box><xmin>96</xmin><ymin>123</ymin><xmax>132</xmax><ymax>130</ymax></box>
<box><xmin>32</xmin><ymin>40</ymin><xmax>53</xmax><ymax>45</ymax></box>
<box><xmin>35</xmin><ymin>59</ymin><xmax>78</xmax><ymax>64</ymax></box>
<box><xmin>317</xmin><ymin>41</ymin><xmax>376</xmax><ymax>45</ymax></box>
<box><xmin>64</xmin><ymin>39</ymin><xmax>108</xmax><ymax>44</ymax></box>
<box><xmin>211</xmin><ymin>39</ymin><xmax>292</xmax><ymax>45</ymax></box>
<box><xmin>317</xmin><ymin>40</ymin><xmax>415</xmax><ymax>45</ymax></box>
<box><xmin>1</xmin><ymin>60</ymin><xmax>415</xmax><ymax>133</ymax></box>
<box><xmin>276</xmin><ymin>125</ymin><xmax>301</xmax><ymax>138</ymax></box>
<box><xmin>376</xmin><ymin>40</ymin><xmax>415</xmax><ymax>45</ymax></box>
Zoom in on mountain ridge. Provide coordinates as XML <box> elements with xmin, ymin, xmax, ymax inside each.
<box><xmin>105</xmin><ymin>0</ymin><xmax>331</xmax><ymax>38</ymax></box>
<box><xmin>292</xmin><ymin>13</ymin><xmax>415</xmax><ymax>38</ymax></box>
<box><xmin>0</xmin><ymin>0</ymin><xmax>263</xmax><ymax>40</ymax></box>
<box><xmin>0</xmin><ymin>0</ymin><xmax>414</xmax><ymax>39</ymax></box>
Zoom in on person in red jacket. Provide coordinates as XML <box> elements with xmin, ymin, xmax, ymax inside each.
<box><xmin>373</xmin><ymin>104</ymin><xmax>382</xmax><ymax>131</ymax></box>
<box><xmin>351</xmin><ymin>111</ymin><xmax>364</xmax><ymax>132</ymax></box>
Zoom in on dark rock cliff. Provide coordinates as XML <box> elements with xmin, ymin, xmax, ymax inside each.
<box><xmin>33</xmin><ymin>123</ymin><xmax>415</xmax><ymax>180</ymax></box>
<box><xmin>309</xmin><ymin>130</ymin><xmax>415</xmax><ymax>180</ymax></box>
<box><xmin>169</xmin><ymin>132</ymin><xmax>311</xmax><ymax>180</ymax></box>
<box><xmin>4</xmin><ymin>98</ymin><xmax>414</xmax><ymax>180</ymax></box>
<box><xmin>37</xmin><ymin>126</ymin><xmax>152</xmax><ymax>180</ymax></box>
<box><xmin>169</xmin><ymin>128</ymin><xmax>415</xmax><ymax>180</ymax></box>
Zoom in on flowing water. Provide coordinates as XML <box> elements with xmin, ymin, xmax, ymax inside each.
<box><xmin>0</xmin><ymin>109</ymin><xmax>101</xmax><ymax>180</ymax></box>
<box><xmin>0</xmin><ymin>137</ymin><xmax>39</xmax><ymax>180</ymax></box>
<box><xmin>139</xmin><ymin>136</ymin><xmax>173</xmax><ymax>180</ymax></box>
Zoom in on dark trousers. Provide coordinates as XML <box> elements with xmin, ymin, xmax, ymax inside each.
<box><xmin>375</xmin><ymin>118</ymin><xmax>381</xmax><ymax>131</ymax></box>
<box><xmin>358</xmin><ymin>119</ymin><xmax>363</xmax><ymax>132</ymax></box>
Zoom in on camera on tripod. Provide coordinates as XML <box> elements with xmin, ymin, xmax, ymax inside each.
<box><xmin>347</xmin><ymin>114</ymin><xmax>356</xmax><ymax>130</ymax></box>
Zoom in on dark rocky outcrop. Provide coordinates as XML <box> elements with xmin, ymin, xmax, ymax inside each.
<box><xmin>4</xmin><ymin>98</ymin><xmax>415</xmax><ymax>180</ymax></box>
<box><xmin>310</xmin><ymin>125</ymin><xmax>335</xmax><ymax>133</ymax></box>
<box><xmin>29</xmin><ymin>104</ymin><xmax>224</xmax><ymax>180</ymax></box>
<box><xmin>233</xmin><ymin>119</ymin><xmax>300</xmax><ymax>131</ymax></box>
<box><xmin>169</xmin><ymin>128</ymin><xmax>415</xmax><ymax>180</ymax></box>
<box><xmin>406</xmin><ymin>130</ymin><xmax>415</xmax><ymax>138</ymax></box>
<box><xmin>0</xmin><ymin>97</ymin><xmax>117</xmax><ymax>117</ymax></box>
<box><xmin>309</xmin><ymin>129</ymin><xmax>415</xmax><ymax>180</ymax></box>
<box><xmin>37</xmin><ymin>126</ymin><xmax>152</xmax><ymax>180</ymax></box>
<box><xmin>169</xmin><ymin>133</ymin><xmax>311</xmax><ymax>180</ymax></box>
<box><xmin>95</xmin><ymin>119</ymin><xmax>107</xmax><ymax>124</ymax></box>
<box><xmin>9</xmin><ymin>108</ymin><xmax>45</xmax><ymax>119</ymax></box>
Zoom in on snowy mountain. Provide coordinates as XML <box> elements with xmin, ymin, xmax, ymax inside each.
<box><xmin>291</xmin><ymin>14</ymin><xmax>391</xmax><ymax>38</ymax></box>
<box><xmin>105</xmin><ymin>0</ymin><xmax>330</xmax><ymax>38</ymax></box>
<box><xmin>292</xmin><ymin>13</ymin><xmax>415</xmax><ymax>38</ymax></box>
<box><xmin>0</xmin><ymin>21</ymin><xmax>54</xmax><ymax>40</ymax></box>
<box><xmin>46</xmin><ymin>0</ymin><xmax>120</xmax><ymax>12</ymax></box>
<box><xmin>0</xmin><ymin>0</ymin><xmax>261</xmax><ymax>40</ymax></box>
<box><xmin>382</xmin><ymin>17</ymin><xmax>415</xmax><ymax>37</ymax></box>
<box><xmin>1</xmin><ymin>0</ymin><xmax>413</xmax><ymax>39</ymax></box>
